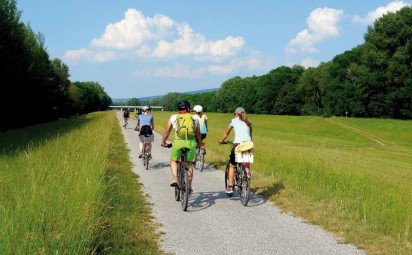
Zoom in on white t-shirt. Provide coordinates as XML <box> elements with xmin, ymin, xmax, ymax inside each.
<box><xmin>230</xmin><ymin>117</ymin><xmax>251</xmax><ymax>143</ymax></box>
<box><xmin>192</xmin><ymin>114</ymin><xmax>207</xmax><ymax>134</ymax></box>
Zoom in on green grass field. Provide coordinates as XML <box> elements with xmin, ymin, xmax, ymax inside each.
<box><xmin>153</xmin><ymin>111</ymin><xmax>412</xmax><ymax>255</ymax></box>
<box><xmin>0</xmin><ymin>112</ymin><xmax>162</xmax><ymax>254</ymax></box>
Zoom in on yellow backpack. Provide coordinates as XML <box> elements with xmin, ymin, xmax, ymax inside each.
<box><xmin>174</xmin><ymin>113</ymin><xmax>195</xmax><ymax>140</ymax></box>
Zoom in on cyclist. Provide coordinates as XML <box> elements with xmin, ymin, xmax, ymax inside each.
<box><xmin>161</xmin><ymin>100</ymin><xmax>204</xmax><ymax>191</ymax></box>
<box><xmin>123</xmin><ymin>108</ymin><xmax>130</xmax><ymax>128</ymax></box>
<box><xmin>219</xmin><ymin>107</ymin><xmax>252</xmax><ymax>195</ymax></box>
<box><xmin>192</xmin><ymin>105</ymin><xmax>208</xmax><ymax>141</ymax></box>
<box><xmin>137</xmin><ymin>106</ymin><xmax>154</xmax><ymax>158</ymax></box>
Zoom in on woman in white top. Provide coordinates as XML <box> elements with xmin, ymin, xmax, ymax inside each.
<box><xmin>192</xmin><ymin>105</ymin><xmax>208</xmax><ymax>140</ymax></box>
<box><xmin>219</xmin><ymin>107</ymin><xmax>252</xmax><ymax>194</ymax></box>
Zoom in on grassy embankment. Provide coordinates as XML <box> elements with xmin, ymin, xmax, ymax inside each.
<box><xmin>153</xmin><ymin>111</ymin><xmax>412</xmax><ymax>255</ymax></box>
<box><xmin>0</xmin><ymin>112</ymin><xmax>162</xmax><ymax>254</ymax></box>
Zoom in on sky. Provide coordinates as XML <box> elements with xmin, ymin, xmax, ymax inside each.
<box><xmin>17</xmin><ymin>0</ymin><xmax>411</xmax><ymax>98</ymax></box>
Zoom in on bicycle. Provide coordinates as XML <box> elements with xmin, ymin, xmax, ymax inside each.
<box><xmin>123</xmin><ymin>117</ymin><xmax>128</xmax><ymax>128</ymax></box>
<box><xmin>141</xmin><ymin>136</ymin><xmax>152</xmax><ymax>170</ymax></box>
<box><xmin>195</xmin><ymin>146</ymin><xmax>206</xmax><ymax>171</ymax></box>
<box><xmin>166</xmin><ymin>143</ymin><xmax>191</xmax><ymax>211</ymax></box>
<box><xmin>221</xmin><ymin>141</ymin><xmax>252</xmax><ymax>206</ymax></box>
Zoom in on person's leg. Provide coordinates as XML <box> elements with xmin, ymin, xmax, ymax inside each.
<box><xmin>170</xmin><ymin>142</ymin><xmax>181</xmax><ymax>186</ymax></box>
<box><xmin>187</xmin><ymin>162</ymin><xmax>194</xmax><ymax>185</ymax></box>
<box><xmin>170</xmin><ymin>160</ymin><xmax>178</xmax><ymax>177</ymax></box>
<box><xmin>139</xmin><ymin>142</ymin><xmax>143</xmax><ymax>157</ymax></box>
<box><xmin>228</xmin><ymin>166</ymin><xmax>235</xmax><ymax>191</ymax></box>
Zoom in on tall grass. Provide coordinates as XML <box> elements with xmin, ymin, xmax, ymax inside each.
<box><xmin>153</xmin><ymin>111</ymin><xmax>412</xmax><ymax>254</ymax></box>
<box><xmin>0</xmin><ymin>112</ymin><xmax>161</xmax><ymax>254</ymax></box>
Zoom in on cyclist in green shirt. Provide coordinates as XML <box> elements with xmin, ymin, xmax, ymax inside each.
<box><xmin>161</xmin><ymin>101</ymin><xmax>204</xmax><ymax>189</ymax></box>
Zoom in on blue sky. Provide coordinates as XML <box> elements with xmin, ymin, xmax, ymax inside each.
<box><xmin>17</xmin><ymin>0</ymin><xmax>411</xmax><ymax>98</ymax></box>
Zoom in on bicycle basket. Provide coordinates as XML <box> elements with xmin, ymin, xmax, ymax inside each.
<box><xmin>235</xmin><ymin>150</ymin><xmax>254</xmax><ymax>163</ymax></box>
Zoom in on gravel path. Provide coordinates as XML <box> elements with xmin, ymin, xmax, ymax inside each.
<box><xmin>118</xmin><ymin>113</ymin><xmax>365</xmax><ymax>255</ymax></box>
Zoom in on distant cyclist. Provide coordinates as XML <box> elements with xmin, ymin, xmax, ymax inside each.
<box><xmin>137</xmin><ymin>106</ymin><xmax>154</xmax><ymax>158</ymax></box>
<box><xmin>161</xmin><ymin>100</ymin><xmax>204</xmax><ymax>190</ymax></box>
<box><xmin>192</xmin><ymin>105</ymin><xmax>208</xmax><ymax>141</ymax></box>
<box><xmin>123</xmin><ymin>108</ymin><xmax>130</xmax><ymax>128</ymax></box>
<box><xmin>219</xmin><ymin>107</ymin><xmax>252</xmax><ymax>194</ymax></box>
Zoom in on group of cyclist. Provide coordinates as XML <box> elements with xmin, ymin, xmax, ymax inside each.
<box><xmin>122</xmin><ymin>100</ymin><xmax>253</xmax><ymax>195</ymax></box>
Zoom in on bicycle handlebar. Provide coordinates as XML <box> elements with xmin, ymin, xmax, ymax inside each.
<box><xmin>162</xmin><ymin>143</ymin><xmax>173</xmax><ymax>148</ymax></box>
<box><xmin>220</xmin><ymin>141</ymin><xmax>233</xmax><ymax>145</ymax></box>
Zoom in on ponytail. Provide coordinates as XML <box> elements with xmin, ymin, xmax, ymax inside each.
<box><xmin>239</xmin><ymin>112</ymin><xmax>251</xmax><ymax>128</ymax></box>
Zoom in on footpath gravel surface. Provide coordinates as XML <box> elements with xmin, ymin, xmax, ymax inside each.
<box><xmin>118</xmin><ymin>113</ymin><xmax>365</xmax><ymax>255</ymax></box>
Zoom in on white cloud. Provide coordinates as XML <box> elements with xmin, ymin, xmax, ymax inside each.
<box><xmin>91</xmin><ymin>9</ymin><xmax>174</xmax><ymax>50</ymax></box>
<box><xmin>353</xmin><ymin>1</ymin><xmax>411</xmax><ymax>24</ymax></box>
<box><xmin>92</xmin><ymin>51</ymin><xmax>118</xmax><ymax>63</ymax></box>
<box><xmin>134</xmin><ymin>63</ymin><xmax>205</xmax><ymax>78</ymax></box>
<box><xmin>135</xmin><ymin>53</ymin><xmax>273</xmax><ymax>78</ymax></box>
<box><xmin>301</xmin><ymin>58</ymin><xmax>320</xmax><ymax>68</ymax></box>
<box><xmin>208</xmin><ymin>53</ymin><xmax>273</xmax><ymax>75</ymax></box>
<box><xmin>62</xmin><ymin>48</ymin><xmax>119</xmax><ymax>64</ymax></box>
<box><xmin>64</xmin><ymin>8</ymin><xmax>245</xmax><ymax>63</ymax></box>
<box><xmin>151</xmin><ymin>23</ymin><xmax>244</xmax><ymax>58</ymax></box>
<box><xmin>286</xmin><ymin>7</ymin><xmax>344</xmax><ymax>54</ymax></box>
<box><xmin>62</xmin><ymin>48</ymin><xmax>92</xmax><ymax>63</ymax></box>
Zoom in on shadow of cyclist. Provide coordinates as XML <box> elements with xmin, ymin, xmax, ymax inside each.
<box><xmin>187</xmin><ymin>191</ymin><xmax>227</xmax><ymax>212</ymax></box>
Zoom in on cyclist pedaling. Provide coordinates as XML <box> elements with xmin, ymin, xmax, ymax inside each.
<box><xmin>136</xmin><ymin>106</ymin><xmax>154</xmax><ymax>158</ymax></box>
<box><xmin>161</xmin><ymin>100</ymin><xmax>204</xmax><ymax>191</ymax></box>
<box><xmin>123</xmin><ymin>108</ymin><xmax>130</xmax><ymax>128</ymax></box>
<box><xmin>219</xmin><ymin>107</ymin><xmax>253</xmax><ymax>195</ymax></box>
<box><xmin>193</xmin><ymin>104</ymin><xmax>208</xmax><ymax>146</ymax></box>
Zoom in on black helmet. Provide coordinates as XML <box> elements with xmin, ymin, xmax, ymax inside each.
<box><xmin>177</xmin><ymin>100</ymin><xmax>191</xmax><ymax>110</ymax></box>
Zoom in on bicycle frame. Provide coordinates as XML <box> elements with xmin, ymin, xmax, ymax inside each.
<box><xmin>222</xmin><ymin>141</ymin><xmax>252</xmax><ymax>206</ymax></box>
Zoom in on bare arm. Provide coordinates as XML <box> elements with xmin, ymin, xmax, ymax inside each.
<box><xmin>151</xmin><ymin>118</ymin><xmax>154</xmax><ymax>130</ymax></box>
<box><xmin>219</xmin><ymin>125</ymin><xmax>232</xmax><ymax>143</ymax></box>
<box><xmin>205</xmin><ymin>119</ymin><xmax>208</xmax><ymax>132</ymax></box>
<box><xmin>161</xmin><ymin>121</ymin><xmax>173</xmax><ymax>146</ymax></box>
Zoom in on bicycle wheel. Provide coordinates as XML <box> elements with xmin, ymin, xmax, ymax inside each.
<box><xmin>180</xmin><ymin>162</ymin><xmax>189</xmax><ymax>211</ymax></box>
<box><xmin>239</xmin><ymin>165</ymin><xmax>251</xmax><ymax>206</ymax></box>
<box><xmin>224</xmin><ymin>162</ymin><xmax>233</xmax><ymax>197</ymax></box>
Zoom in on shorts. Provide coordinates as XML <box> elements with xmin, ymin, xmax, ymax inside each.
<box><xmin>171</xmin><ymin>139</ymin><xmax>197</xmax><ymax>162</ymax></box>
<box><xmin>139</xmin><ymin>125</ymin><xmax>153</xmax><ymax>136</ymax></box>
<box><xmin>229</xmin><ymin>143</ymin><xmax>240</xmax><ymax>167</ymax></box>
<box><xmin>201</xmin><ymin>133</ymin><xmax>207</xmax><ymax>140</ymax></box>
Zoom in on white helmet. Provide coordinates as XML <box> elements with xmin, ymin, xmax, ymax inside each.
<box><xmin>193</xmin><ymin>105</ymin><xmax>203</xmax><ymax>113</ymax></box>
<box><xmin>142</xmin><ymin>106</ymin><xmax>149</xmax><ymax>111</ymax></box>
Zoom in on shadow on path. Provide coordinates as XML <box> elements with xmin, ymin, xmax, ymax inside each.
<box><xmin>188</xmin><ymin>189</ymin><xmax>267</xmax><ymax>212</ymax></box>
<box><xmin>188</xmin><ymin>191</ymin><xmax>228</xmax><ymax>212</ymax></box>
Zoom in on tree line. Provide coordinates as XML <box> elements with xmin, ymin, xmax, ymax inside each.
<box><xmin>144</xmin><ymin>7</ymin><xmax>412</xmax><ymax>119</ymax></box>
<box><xmin>0</xmin><ymin>0</ymin><xmax>111</xmax><ymax>131</ymax></box>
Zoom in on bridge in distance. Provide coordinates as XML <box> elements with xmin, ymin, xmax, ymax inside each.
<box><xmin>109</xmin><ymin>105</ymin><xmax>164</xmax><ymax>111</ymax></box>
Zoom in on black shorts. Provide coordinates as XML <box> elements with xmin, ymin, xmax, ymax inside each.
<box><xmin>139</xmin><ymin>125</ymin><xmax>153</xmax><ymax>136</ymax></box>
<box><xmin>229</xmin><ymin>143</ymin><xmax>239</xmax><ymax>166</ymax></box>
<box><xmin>201</xmin><ymin>133</ymin><xmax>207</xmax><ymax>140</ymax></box>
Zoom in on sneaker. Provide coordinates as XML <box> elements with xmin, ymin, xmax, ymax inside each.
<box><xmin>225</xmin><ymin>186</ymin><xmax>233</xmax><ymax>195</ymax></box>
<box><xmin>225</xmin><ymin>189</ymin><xmax>233</xmax><ymax>194</ymax></box>
<box><xmin>138</xmin><ymin>153</ymin><xmax>143</xmax><ymax>158</ymax></box>
<box><xmin>170</xmin><ymin>176</ymin><xmax>178</xmax><ymax>187</ymax></box>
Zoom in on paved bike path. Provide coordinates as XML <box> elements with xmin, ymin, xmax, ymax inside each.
<box><xmin>118</xmin><ymin>113</ymin><xmax>364</xmax><ymax>255</ymax></box>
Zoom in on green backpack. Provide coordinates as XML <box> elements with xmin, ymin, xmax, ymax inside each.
<box><xmin>174</xmin><ymin>113</ymin><xmax>195</xmax><ymax>140</ymax></box>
